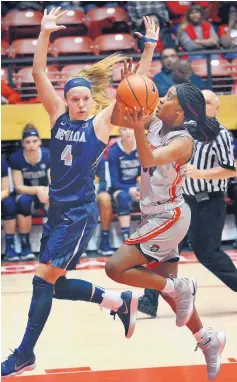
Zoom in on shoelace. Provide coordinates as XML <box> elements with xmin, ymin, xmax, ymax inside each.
<box><xmin>194</xmin><ymin>328</ymin><xmax>212</xmax><ymax>352</ymax></box>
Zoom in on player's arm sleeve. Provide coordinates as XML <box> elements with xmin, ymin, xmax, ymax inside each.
<box><xmin>214</xmin><ymin>130</ymin><xmax>236</xmax><ymax>170</ymax></box>
<box><xmin>108</xmin><ymin>149</ymin><xmax>130</xmax><ymax>191</ymax></box>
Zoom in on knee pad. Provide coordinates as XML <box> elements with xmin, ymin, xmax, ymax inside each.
<box><xmin>16</xmin><ymin>195</ymin><xmax>34</xmax><ymax>216</ymax></box>
<box><xmin>53</xmin><ymin>276</ymin><xmax>67</xmax><ymax>300</ymax></box>
<box><xmin>116</xmin><ymin>191</ymin><xmax>132</xmax><ymax>216</ymax></box>
<box><xmin>1</xmin><ymin>195</ymin><xmax>17</xmax><ymax>220</ymax></box>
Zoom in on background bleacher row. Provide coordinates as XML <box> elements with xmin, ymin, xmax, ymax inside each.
<box><xmin>1</xmin><ymin>4</ymin><xmax>237</xmax><ymax>98</ymax></box>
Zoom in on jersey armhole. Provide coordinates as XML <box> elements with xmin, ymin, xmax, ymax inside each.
<box><xmin>51</xmin><ymin>112</ymin><xmax>68</xmax><ymax>133</ymax></box>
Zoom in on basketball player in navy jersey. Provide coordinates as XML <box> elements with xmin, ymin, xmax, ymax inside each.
<box><xmin>1</xmin><ymin>9</ymin><xmax>158</xmax><ymax>378</ymax></box>
<box><xmin>9</xmin><ymin>125</ymin><xmax>50</xmax><ymax>260</ymax></box>
<box><xmin>1</xmin><ymin>157</ymin><xmax>18</xmax><ymax>261</ymax></box>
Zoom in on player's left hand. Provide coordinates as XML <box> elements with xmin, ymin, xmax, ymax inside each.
<box><xmin>124</xmin><ymin>106</ymin><xmax>151</xmax><ymax>129</ymax></box>
<box><xmin>37</xmin><ymin>186</ymin><xmax>49</xmax><ymax>203</ymax></box>
<box><xmin>135</xmin><ymin>16</ymin><xmax>160</xmax><ymax>49</ymax></box>
<box><xmin>186</xmin><ymin>165</ymin><xmax>203</xmax><ymax>179</ymax></box>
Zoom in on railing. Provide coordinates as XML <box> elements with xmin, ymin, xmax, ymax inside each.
<box><xmin>2</xmin><ymin>48</ymin><xmax>237</xmax><ymax>98</ymax></box>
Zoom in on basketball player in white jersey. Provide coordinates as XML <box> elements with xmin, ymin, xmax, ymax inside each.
<box><xmin>106</xmin><ymin>76</ymin><xmax>226</xmax><ymax>379</ymax></box>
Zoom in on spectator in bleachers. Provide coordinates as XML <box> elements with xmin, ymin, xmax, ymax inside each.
<box><xmin>1</xmin><ymin>157</ymin><xmax>18</xmax><ymax>261</ymax></box>
<box><xmin>108</xmin><ymin>127</ymin><xmax>141</xmax><ymax>243</ymax></box>
<box><xmin>178</xmin><ymin>4</ymin><xmax>219</xmax><ymax>55</ymax></box>
<box><xmin>220</xmin><ymin>5</ymin><xmax>237</xmax><ymax>60</ymax></box>
<box><xmin>9</xmin><ymin>124</ymin><xmax>50</xmax><ymax>260</ymax></box>
<box><xmin>95</xmin><ymin>156</ymin><xmax>114</xmax><ymax>256</ymax></box>
<box><xmin>153</xmin><ymin>48</ymin><xmax>205</xmax><ymax>97</ymax></box>
<box><xmin>127</xmin><ymin>1</ymin><xmax>176</xmax><ymax>52</ymax></box>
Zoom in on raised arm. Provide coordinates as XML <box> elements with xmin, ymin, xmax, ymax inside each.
<box><xmin>94</xmin><ymin>16</ymin><xmax>159</xmax><ymax>135</ymax></box>
<box><xmin>32</xmin><ymin>7</ymin><xmax>68</xmax><ymax>126</ymax></box>
<box><xmin>126</xmin><ymin>108</ymin><xmax>193</xmax><ymax>167</ymax></box>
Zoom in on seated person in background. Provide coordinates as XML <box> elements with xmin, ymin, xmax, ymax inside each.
<box><xmin>95</xmin><ymin>156</ymin><xmax>114</xmax><ymax>256</ymax></box>
<box><xmin>108</xmin><ymin>127</ymin><xmax>141</xmax><ymax>243</ymax></box>
<box><xmin>220</xmin><ymin>6</ymin><xmax>237</xmax><ymax>49</ymax></box>
<box><xmin>178</xmin><ymin>4</ymin><xmax>219</xmax><ymax>53</ymax></box>
<box><xmin>1</xmin><ymin>157</ymin><xmax>18</xmax><ymax>261</ymax></box>
<box><xmin>153</xmin><ymin>48</ymin><xmax>205</xmax><ymax>97</ymax></box>
<box><xmin>9</xmin><ymin>124</ymin><xmax>50</xmax><ymax>260</ymax></box>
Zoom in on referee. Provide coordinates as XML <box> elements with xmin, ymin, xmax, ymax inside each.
<box><xmin>138</xmin><ymin>89</ymin><xmax>237</xmax><ymax>317</ymax></box>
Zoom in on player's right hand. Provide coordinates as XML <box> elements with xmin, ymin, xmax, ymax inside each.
<box><xmin>41</xmin><ymin>7</ymin><xmax>68</xmax><ymax>33</ymax></box>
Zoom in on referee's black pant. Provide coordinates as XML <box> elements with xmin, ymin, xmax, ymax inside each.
<box><xmin>184</xmin><ymin>192</ymin><xmax>237</xmax><ymax>292</ymax></box>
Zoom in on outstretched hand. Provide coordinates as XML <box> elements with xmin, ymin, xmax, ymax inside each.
<box><xmin>121</xmin><ymin>58</ymin><xmax>140</xmax><ymax>81</ymax></box>
<box><xmin>41</xmin><ymin>7</ymin><xmax>68</xmax><ymax>33</ymax></box>
<box><xmin>135</xmin><ymin>16</ymin><xmax>160</xmax><ymax>49</ymax></box>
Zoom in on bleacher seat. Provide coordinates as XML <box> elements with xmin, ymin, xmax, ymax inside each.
<box><xmin>13</xmin><ymin>66</ymin><xmax>59</xmax><ymax>88</ymax></box>
<box><xmin>191</xmin><ymin>58</ymin><xmax>232</xmax><ymax>77</ymax></box>
<box><xmin>1</xmin><ymin>40</ymin><xmax>9</xmax><ymax>56</ymax></box>
<box><xmin>10</xmin><ymin>38</ymin><xmax>53</xmax><ymax>59</ymax></box>
<box><xmin>53</xmin><ymin>36</ymin><xmax>94</xmax><ymax>56</ymax></box>
<box><xmin>87</xmin><ymin>6</ymin><xmax>130</xmax><ymax>37</ymax></box>
<box><xmin>87</xmin><ymin>7</ymin><xmax>129</xmax><ymax>24</ymax></box>
<box><xmin>106</xmin><ymin>86</ymin><xmax>117</xmax><ymax>99</ymax></box>
<box><xmin>50</xmin><ymin>10</ymin><xmax>87</xmax><ymax>40</ymax></box>
<box><xmin>2</xmin><ymin>11</ymin><xmax>42</xmax><ymax>42</ymax></box>
<box><xmin>218</xmin><ymin>25</ymin><xmax>229</xmax><ymax>37</ymax></box>
<box><xmin>93</xmin><ymin>33</ymin><xmax>139</xmax><ymax>55</ymax></box>
<box><xmin>55</xmin><ymin>88</ymin><xmax>65</xmax><ymax>100</ymax></box>
<box><xmin>60</xmin><ymin>63</ymin><xmax>92</xmax><ymax>85</ymax></box>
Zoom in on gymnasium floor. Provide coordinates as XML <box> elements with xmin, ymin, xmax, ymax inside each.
<box><xmin>1</xmin><ymin>251</ymin><xmax>237</xmax><ymax>382</ymax></box>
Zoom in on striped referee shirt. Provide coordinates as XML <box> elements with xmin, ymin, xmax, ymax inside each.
<box><xmin>183</xmin><ymin>121</ymin><xmax>235</xmax><ymax>195</ymax></box>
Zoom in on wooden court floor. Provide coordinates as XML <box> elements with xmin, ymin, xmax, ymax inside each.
<box><xmin>1</xmin><ymin>251</ymin><xmax>237</xmax><ymax>382</ymax></box>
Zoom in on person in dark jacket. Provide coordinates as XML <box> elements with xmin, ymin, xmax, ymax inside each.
<box><xmin>153</xmin><ymin>48</ymin><xmax>205</xmax><ymax>97</ymax></box>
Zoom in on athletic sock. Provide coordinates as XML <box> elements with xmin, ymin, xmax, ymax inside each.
<box><xmin>194</xmin><ymin>327</ymin><xmax>207</xmax><ymax>343</ymax></box>
<box><xmin>54</xmin><ymin>276</ymin><xmax>123</xmax><ymax>310</ymax></box>
<box><xmin>101</xmin><ymin>230</ymin><xmax>109</xmax><ymax>244</ymax></box>
<box><xmin>18</xmin><ymin>276</ymin><xmax>54</xmax><ymax>357</ymax></box>
<box><xmin>121</xmin><ymin>227</ymin><xmax>130</xmax><ymax>242</ymax></box>
<box><xmin>5</xmin><ymin>234</ymin><xmax>15</xmax><ymax>250</ymax></box>
<box><xmin>20</xmin><ymin>233</ymin><xmax>31</xmax><ymax>250</ymax></box>
<box><xmin>161</xmin><ymin>278</ymin><xmax>175</xmax><ymax>294</ymax></box>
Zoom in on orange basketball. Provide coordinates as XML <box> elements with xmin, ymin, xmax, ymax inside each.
<box><xmin>116</xmin><ymin>74</ymin><xmax>159</xmax><ymax>116</ymax></box>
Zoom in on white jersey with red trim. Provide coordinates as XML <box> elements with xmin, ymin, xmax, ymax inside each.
<box><xmin>140</xmin><ymin>117</ymin><xmax>192</xmax><ymax>215</ymax></box>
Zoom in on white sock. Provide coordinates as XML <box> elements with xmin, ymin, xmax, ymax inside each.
<box><xmin>161</xmin><ymin>278</ymin><xmax>175</xmax><ymax>294</ymax></box>
<box><xmin>194</xmin><ymin>328</ymin><xmax>208</xmax><ymax>343</ymax></box>
<box><xmin>100</xmin><ymin>290</ymin><xmax>123</xmax><ymax>311</ymax></box>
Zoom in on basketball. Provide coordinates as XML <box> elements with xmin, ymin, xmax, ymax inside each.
<box><xmin>116</xmin><ymin>74</ymin><xmax>159</xmax><ymax>116</ymax></box>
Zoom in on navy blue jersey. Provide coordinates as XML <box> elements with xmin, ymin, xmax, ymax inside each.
<box><xmin>95</xmin><ymin>156</ymin><xmax>106</xmax><ymax>193</ymax></box>
<box><xmin>108</xmin><ymin>140</ymin><xmax>141</xmax><ymax>191</ymax></box>
<box><xmin>9</xmin><ymin>147</ymin><xmax>50</xmax><ymax>187</ymax></box>
<box><xmin>1</xmin><ymin>158</ymin><xmax>9</xmax><ymax>178</ymax></box>
<box><xmin>50</xmin><ymin>112</ymin><xmax>106</xmax><ymax>203</ymax></box>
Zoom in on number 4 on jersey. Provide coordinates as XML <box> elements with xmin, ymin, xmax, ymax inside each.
<box><xmin>61</xmin><ymin>145</ymin><xmax>73</xmax><ymax>166</ymax></box>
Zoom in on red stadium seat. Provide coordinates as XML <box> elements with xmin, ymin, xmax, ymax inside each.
<box><xmin>106</xmin><ymin>86</ymin><xmax>117</xmax><ymax>99</ymax></box>
<box><xmin>87</xmin><ymin>7</ymin><xmax>129</xmax><ymax>24</ymax></box>
<box><xmin>231</xmin><ymin>58</ymin><xmax>237</xmax><ymax>78</ymax></box>
<box><xmin>60</xmin><ymin>63</ymin><xmax>92</xmax><ymax>85</ymax></box>
<box><xmin>232</xmin><ymin>81</ymin><xmax>237</xmax><ymax>94</ymax></box>
<box><xmin>1</xmin><ymin>40</ymin><xmax>9</xmax><ymax>56</ymax></box>
<box><xmin>52</xmin><ymin>36</ymin><xmax>94</xmax><ymax>56</ymax></box>
<box><xmin>166</xmin><ymin>1</ymin><xmax>190</xmax><ymax>16</ymax></box>
<box><xmin>93</xmin><ymin>34</ymin><xmax>139</xmax><ymax>55</ymax></box>
<box><xmin>50</xmin><ymin>10</ymin><xmax>87</xmax><ymax>40</ymax></box>
<box><xmin>2</xmin><ymin>11</ymin><xmax>42</xmax><ymax>42</ymax></box>
<box><xmin>87</xmin><ymin>7</ymin><xmax>130</xmax><ymax>38</ymax></box>
<box><xmin>14</xmin><ymin>66</ymin><xmax>59</xmax><ymax>88</ymax></box>
<box><xmin>148</xmin><ymin>61</ymin><xmax>162</xmax><ymax>78</ymax></box>
<box><xmin>1</xmin><ymin>67</ymin><xmax>9</xmax><ymax>83</ymax></box>
<box><xmin>55</xmin><ymin>88</ymin><xmax>65</xmax><ymax>100</ymax></box>
<box><xmin>191</xmin><ymin>59</ymin><xmax>232</xmax><ymax>77</ymax></box>
<box><xmin>10</xmin><ymin>38</ymin><xmax>53</xmax><ymax>58</ymax></box>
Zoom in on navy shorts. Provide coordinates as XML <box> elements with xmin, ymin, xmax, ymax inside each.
<box><xmin>39</xmin><ymin>200</ymin><xmax>98</xmax><ymax>270</ymax></box>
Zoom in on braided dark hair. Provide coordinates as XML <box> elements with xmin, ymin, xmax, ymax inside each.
<box><xmin>175</xmin><ymin>83</ymin><xmax>221</xmax><ymax>143</ymax></box>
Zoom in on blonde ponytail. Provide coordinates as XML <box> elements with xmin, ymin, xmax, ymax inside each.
<box><xmin>71</xmin><ymin>53</ymin><xmax>126</xmax><ymax>114</ymax></box>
